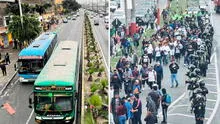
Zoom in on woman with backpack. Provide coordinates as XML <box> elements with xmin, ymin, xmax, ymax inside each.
<box><xmin>161</xmin><ymin>88</ymin><xmax>171</xmax><ymax>124</ymax></box>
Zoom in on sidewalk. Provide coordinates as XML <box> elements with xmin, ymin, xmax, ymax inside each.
<box><xmin>0</xmin><ymin>45</ymin><xmax>19</xmax><ymax>95</ymax></box>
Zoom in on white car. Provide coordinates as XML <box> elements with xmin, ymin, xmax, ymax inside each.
<box><xmin>104</xmin><ymin>16</ymin><xmax>109</xmax><ymax>23</ymax></box>
<box><xmin>94</xmin><ymin>19</ymin><xmax>99</xmax><ymax>25</ymax></box>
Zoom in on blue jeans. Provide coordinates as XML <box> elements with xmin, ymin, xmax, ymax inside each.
<box><xmin>171</xmin><ymin>73</ymin><xmax>178</xmax><ymax>86</ymax></box>
<box><xmin>118</xmin><ymin>115</ymin><xmax>126</xmax><ymax>124</ymax></box>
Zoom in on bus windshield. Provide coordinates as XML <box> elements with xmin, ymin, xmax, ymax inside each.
<box><xmin>35</xmin><ymin>96</ymin><xmax>53</xmax><ymax>111</ymax></box>
<box><xmin>35</xmin><ymin>93</ymin><xmax>73</xmax><ymax>112</ymax></box>
<box><xmin>18</xmin><ymin>59</ymin><xmax>43</xmax><ymax>74</ymax></box>
<box><xmin>54</xmin><ymin>96</ymin><xmax>72</xmax><ymax>111</ymax></box>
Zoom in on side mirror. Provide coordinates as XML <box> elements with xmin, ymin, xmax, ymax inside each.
<box><xmin>75</xmin><ymin>92</ymin><xmax>78</xmax><ymax>98</ymax></box>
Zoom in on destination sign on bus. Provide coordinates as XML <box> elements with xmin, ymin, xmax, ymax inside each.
<box><xmin>35</xmin><ymin>86</ymin><xmax>72</xmax><ymax>91</ymax></box>
<box><xmin>19</xmin><ymin>56</ymin><xmax>43</xmax><ymax>59</ymax></box>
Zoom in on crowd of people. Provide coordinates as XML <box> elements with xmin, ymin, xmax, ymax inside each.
<box><xmin>110</xmin><ymin>7</ymin><xmax>213</xmax><ymax>124</ymax></box>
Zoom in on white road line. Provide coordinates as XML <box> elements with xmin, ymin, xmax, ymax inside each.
<box><xmin>207</xmin><ymin>98</ymin><xmax>217</xmax><ymax>102</ymax></box>
<box><xmin>206</xmin><ymin>108</ymin><xmax>214</xmax><ymax>111</ymax></box>
<box><xmin>209</xmin><ymin>91</ymin><xmax>218</xmax><ymax>94</ymax></box>
<box><xmin>168</xmin><ymin>113</ymin><xmax>209</xmax><ymax>120</ymax></box>
<box><xmin>206</xmin><ymin>72</ymin><xmax>216</xmax><ymax>75</ymax></box>
<box><xmin>206</xmin><ymin>84</ymin><xmax>217</xmax><ymax>87</ymax></box>
<box><xmin>207</xmin><ymin>53</ymin><xmax>220</xmax><ymax>124</ymax></box>
<box><xmin>25</xmin><ymin>109</ymin><xmax>34</xmax><ymax>124</ymax></box>
<box><xmin>205</xmin><ymin>78</ymin><xmax>216</xmax><ymax>80</ymax></box>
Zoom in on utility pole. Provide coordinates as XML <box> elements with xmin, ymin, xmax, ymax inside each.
<box><xmin>124</xmin><ymin>0</ymin><xmax>128</xmax><ymax>27</ymax></box>
<box><xmin>97</xmin><ymin>0</ymin><xmax>98</xmax><ymax>13</ymax></box>
<box><xmin>131</xmin><ymin>0</ymin><xmax>135</xmax><ymax>23</ymax></box>
<box><xmin>18</xmin><ymin>0</ymin><xmax>23</xmax><ymax>29</ymax></box>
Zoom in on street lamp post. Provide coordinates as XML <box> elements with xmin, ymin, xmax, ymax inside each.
<box><xmin>18</xmin><ymin>0</ymin><xmax>23</xmax><ymax>29</ymax></box>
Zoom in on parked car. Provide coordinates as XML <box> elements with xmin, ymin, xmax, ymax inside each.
<box><xmin>94</xmin><ymin>19</ymin><xmax>99</xmax><ymax>25</ymax></box>
<box><xmin>63</xmin><ymin>18</ymin><xmax>68</xmax><ymax>23</ymax></box>
<box><xmin>72</xmin><ymin>15</ymin><xmax>77</xmax><ymax>20</ymax></box>
<box><xmin>66</xmin><ymin>16</ymin><xmax>71</xmax><ymax>20</ymax></box>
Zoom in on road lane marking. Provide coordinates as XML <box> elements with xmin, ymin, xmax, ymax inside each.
<box><xmin>205</xmin><ymin>78</ymin><xmax>216</xmax><ymax>80</ymax></box>
<box><xmin>206</xmin><ymin>72</ymin><xmax>216</xmax><ymax>75</ymax></box>
<box><xmin>168</xmin><ymin>113</ymin><xmax>209</xmax><ymax>120</ymax></box>
<box><xmin>207</xmin><ymin>98</ymin><xmax>217</xmax><ymax>102</ymax></box>
<box><xmin>25</xmin><ymin>109</ymin><xmax>34</xmax><ymax>124</ymax></box>
<box><xmin>209</xmin><ymin>91</ymin><xmax>217</xmax><ymax>94</ymax></box>
<box><xmin>206</xmin><ymin>84</ymin><xmax>217</xmax><ymax>87</ymax></box>
<box><xmin>206</xmin><ymin>108</ymin><xmax>214</xmax><ymax>111</ymax></box>
<box><xmin>207</xmin><ymin>53</ymin><xmax>220</xmax><ymax>124</ymax></box>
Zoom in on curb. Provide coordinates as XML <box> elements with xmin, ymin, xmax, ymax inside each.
<box><xmin>0</xmin><ymin>71</ymin><xmax>17</xmax><ymax>96</ymax></box>
<box><xmin>81</xmin><ymin>15</ymin><xmax>85</xmax><ymax>124</ymax></box>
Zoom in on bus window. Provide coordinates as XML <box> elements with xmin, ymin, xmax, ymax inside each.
<box><xmin>35</xmin><ymin>96</ymin><xmax>52</xmax><ymax>111</ymax></box>
<box><xmin>18</xmin><ymin>59</ymin><xmax>43</xmax><ymax>74</ymax></box>
<box><xmin>54</xmin><ymin>96</ymin><xmax>72</xmax><ymax>111</ymax></box>
<box><xmin>31</xmin><ymin>60</ymin><xmax>43</xmax><ymax>73</ymax></box>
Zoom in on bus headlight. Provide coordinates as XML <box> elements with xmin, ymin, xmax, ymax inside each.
<box><xmin>65</xmin><ymin>116</ymin><xmax>72</xmax><ymax>120</ymax></box>
<box><xmin>36</xmin><ymin>116</ymin><xmax>42</xmax><ymax>120</ymax></box>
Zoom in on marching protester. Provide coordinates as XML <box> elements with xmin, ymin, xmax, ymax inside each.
<box><xmin>110</xmin><ymin>5</ymin><xmax>213</xmax><ymax>123</ymax></box>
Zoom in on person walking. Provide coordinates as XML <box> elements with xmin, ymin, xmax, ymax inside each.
<box><xmin>154</xmin><ymin>62</ymin><xmax>163</xmax><ymax>89</ymax></box>
<box><xmin>161</xmin><ymin>88</ymin><xmax>171</xmax><ymax>124</ymax></box>
<box><xmin>5</xmin><ymin>53</ymin><xmax>10</xmax><ymax>65</ymax></box>
<box><xmin>0</xmin><ymin>63</ymin><xmax>7</xmax><ymax>76</ymax></box>
<box><xmin>111</xmin><ymin>93</ymin><xmax>122</xmax><ymax>124</ymax></box>
<box><xmin>123</xmin><ymin>97</ymin><xmax>133</xmax><ymax>124</ymax></box>
<box><xmin>147</xmin><ymin>66</ymin><xmax>157</xmax><ymax>89</ymax></box>
<box><xmin>131</xmin><ymin>94</ymin><xmax>142</xmax><ymax>124</ymax></box>
<box><xmin>169</xmin><ymin>59</ymin><xmax>179</xmax><ymax>88</ymax></box>
<box><xmin>116</xmin><ymin>100</ymin><xmax>127</xmax><ymax>124</ymax></box>
<box><xmin>145</xmin><ymin>96</ymin><xmax>157</xmax><ymax>124</ymax></box>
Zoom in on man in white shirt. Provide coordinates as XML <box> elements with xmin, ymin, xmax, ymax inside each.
<box><xmin>147</xmin><ymin>66</ymin><xmax>157</xmax><ymax>89</ymax></box>
<box><xmin>145</xmin><ymin>43</ymin><xmax>154</xmax><ymax>64</ymax></box>
<box><xmin>162</xmin><ymin>44</ymin><xmax>170</xmax><ymax>65</ymax></box>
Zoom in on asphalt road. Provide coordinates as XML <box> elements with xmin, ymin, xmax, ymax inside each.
<box><xmin>0</xmin><ymin>10</ymin><xmax>84</xmax><ymax>124</ymax></box>
<box><xmin>90</xmin><ymin>16</ymin><xmax>109</xmax><ymax>67</ymax></box>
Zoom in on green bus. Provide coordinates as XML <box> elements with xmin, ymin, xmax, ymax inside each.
<box><xmin>29</xmin><ymin>41</ymin><xmax>80</xmax><ymax>124</ymax></box>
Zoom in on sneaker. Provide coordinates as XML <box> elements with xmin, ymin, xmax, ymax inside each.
<box><xmin>176</xmin><ymin>83</ymin><xmax>178</xmax><ymax>87</ymax></box>
<box><xmin>142</xmin><ymin>87</ymin><xmax>145</xmax><ymax>91</ymax></box>
<box><xmin>171</xmin><ymin>85</ymin><xmax>174</xmax><ymax>88</ymax></box>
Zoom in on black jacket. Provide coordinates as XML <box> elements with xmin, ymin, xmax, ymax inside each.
<box><xmin>169</xmin><ymin>63</ymin><xmax>179</xmax><ymax>74</ymax></box>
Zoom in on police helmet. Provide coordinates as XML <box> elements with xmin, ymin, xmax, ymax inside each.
<box><xmin>198</xmin><ymin>79</ymin><xmax>205</xmax><ymax>87</ymax></box>
<box><xmin>188</xmin><ymin>64</ymin><xmax>196</xmax><ymax>71</ymax></box>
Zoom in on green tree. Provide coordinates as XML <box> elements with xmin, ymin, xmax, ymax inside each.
<box><xmin>35</xmin><ymin>3</ymin><xmax>52</xmax><ymax>15</ymax></box>
<box><xmin>89</xmin><ymin>94</ymin><xmax>102</xmax><ymax>109</ymax></box>
<box><xmin>5</xmin><ymin>3</ymin><xmax>32</xmax><ymax>15</ymax></box>
<box><xmin>8</xmin><ymin>15</ymin><xmax>41</xmax><ymax>44</ymax></box>
<box><xmin>62</xmin><ymin>0</ymin><xmax>81</xmax><ymax>12</ymax></box>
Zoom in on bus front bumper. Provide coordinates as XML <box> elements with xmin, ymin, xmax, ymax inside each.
<box><xmin>19</xmin><ymin>77</ymin><xmax>36</xmax><ymax>82</ymax></box>
<box><xmin>35</xmin><ymin>116</ymin><xmax>73</xmax><ymax>124</ymax></box>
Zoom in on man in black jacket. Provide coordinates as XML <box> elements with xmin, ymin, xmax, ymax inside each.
<box><xmin>169</xmin><ymin>60</ymin><xmax>179</xmax><ymax>88</ymax></box>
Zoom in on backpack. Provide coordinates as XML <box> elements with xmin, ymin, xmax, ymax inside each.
<box><xmin>165</xmin><ymin>94</ymin><xmax>172</xmax><ymax>104</ymax></box>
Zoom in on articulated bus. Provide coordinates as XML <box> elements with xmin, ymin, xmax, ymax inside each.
<box><xmin>17</xmin><ymin>32</ymin><xmax>58</xmax><ymax>82</ymax></box>
<box><xmin>29</xmin><ymin>41</ymin><xmax>80</xmax><ymax>124</ymax></box>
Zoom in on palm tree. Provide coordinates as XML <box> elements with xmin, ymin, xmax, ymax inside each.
<box><xmin>97</xmin><ymin>66</ymin><xmax>105</xmax><ymax>77</ymax></box>
<box><xmin>88</xmin><ymin>66</ymin><xmax>96</xmax><ymax>81</ymax></box>
<box><xmin>88</xmin><ymin>94</ymin><xmax>102</xmax><ymax>119</ymax></box>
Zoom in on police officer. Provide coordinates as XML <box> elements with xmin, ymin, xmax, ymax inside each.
<box><xmin>198</xmin><ymin>80</ymin><xmax>209</xmax><ymax>98</ymax></box>
<box><xmin>191</xmin><ymin>92</ymin><xmax>206</xmax><ymax>124</ymax></box>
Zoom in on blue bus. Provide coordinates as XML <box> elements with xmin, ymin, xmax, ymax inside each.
<box><xmin>17</xmin><ymin>32</ymin><xmax>58</xmax><ymax>82</ymax></box>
